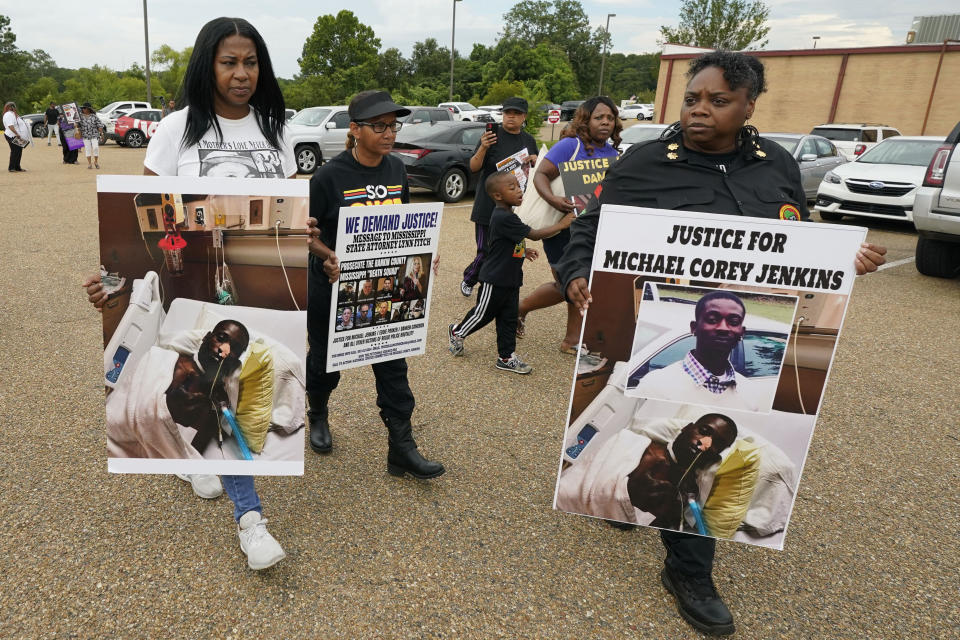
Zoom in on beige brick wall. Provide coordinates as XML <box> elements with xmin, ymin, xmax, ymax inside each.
<box><xmin>655</xmin><ymin>49</ymin><xmax>960</xmax><ymax>137</ymax></box>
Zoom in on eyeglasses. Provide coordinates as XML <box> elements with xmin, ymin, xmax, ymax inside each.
<box><xmin>355</xmin><ymin>120</ymin><xmax>403</xmax><ymax>134</ymax></box>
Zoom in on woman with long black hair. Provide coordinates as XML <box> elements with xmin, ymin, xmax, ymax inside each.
<box><xmin>304</xmin><ymin>90</ymin><xmax>444</xmax><ymax>480</ymax></box>
<box><xmin>517</xmin><ymin>96</ymin><xmax>621</xmax><ymax>353</ymax></box>
<box><xmin>83</xmin><ymin>17</ymin><xmax>295</xmax><ymax>570</ymax></box>
<box><xmin>558</xmin><ymin>51</ymin><xmax>886</xmax><ymax>636</ymax></box>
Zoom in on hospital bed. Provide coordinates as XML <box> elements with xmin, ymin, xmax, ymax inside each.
<box><xmin>104</xmin><ymin>271</ymin><xmax>306</xmax><ymax>472</ymax></box>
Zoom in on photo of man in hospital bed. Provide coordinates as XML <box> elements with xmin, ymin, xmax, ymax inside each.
<box><xmin>104</xmin><ymin>273</ymin><xmax>305</xmax><ymax>475</ymax></box>
<box><xmin>555</xmin><ymin>398</ymin><xmax>809</xmax><ymax>548</ymax></box>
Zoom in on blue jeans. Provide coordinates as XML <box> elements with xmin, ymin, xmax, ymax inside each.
<box><xmin>222</xmin><ymin>475</ymin><xmax>261</xmax><ymax>522</ymax></box>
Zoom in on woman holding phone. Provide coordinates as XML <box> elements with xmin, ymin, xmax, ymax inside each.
<box><xmin>83</xmin><ymin>17</ymin><xmax>295</xmax><ymax>571</ymax></box>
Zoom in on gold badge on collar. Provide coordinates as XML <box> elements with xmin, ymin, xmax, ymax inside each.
<box><xmin>667</xmin><ymin>152</ymin><xmax>678</xmax><ymax>160</ymax></box>
<box><xmin>667</xmin><ymin>143</ymin><xmax>679</xmax><ymax>151</ymax></box>
<box><xmin>755</xmin><ymin>149</ymin><xmax>767</xmax><ymax>158</ymax></box>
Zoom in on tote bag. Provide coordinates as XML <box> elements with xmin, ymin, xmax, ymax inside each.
<box><xmin>515</xmin><ymin>139</ymin><xmax>581</xmax><ymax>238</ymax></box>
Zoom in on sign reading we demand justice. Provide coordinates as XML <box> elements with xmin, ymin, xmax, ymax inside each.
<box><xmin>553</xmin><ymin>205</ymin><xmax>868</xmax><ymax>549</ymax></box>
<box><xmin>326</xmin><ymin>202</ymin><xmax>443</xmax><ymax>372</ymax></box>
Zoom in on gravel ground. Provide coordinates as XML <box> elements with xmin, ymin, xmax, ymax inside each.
<box><xmin>0</xmin><ymin>143</ymin><xmax>957</xmax><ymax>639</ymax></box>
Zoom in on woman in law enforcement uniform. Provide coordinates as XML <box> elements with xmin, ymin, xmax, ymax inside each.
<box><xmin>304</xmin><ymin>90</ymin><xmax>444</xmax><ymax>480</ymax></box>
<box><xmin>557</xmin><ymin>51</ymin><xmax>886</xmax><ymax>636</ymax></box>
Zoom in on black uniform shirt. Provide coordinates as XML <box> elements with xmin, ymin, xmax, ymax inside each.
<box><xmin>556</xmin><ymin>128</ymin><xmax>810</xmax><ymax>292</ymax></box>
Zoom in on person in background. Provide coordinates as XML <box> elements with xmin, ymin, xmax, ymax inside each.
<box><xmin>82</xmin><ymin>16</ymin><xmax>295</xmax><ymax>571</ymax></box>
<box><xmin>460</xmin><ymin>96</ymin><xmax>537</xmax><ymax>298</ymax></box>
<box><xmin>163</xmin><ymin>98</ymin><xmax>176</xmax><ymax>118</ymax></box>
<box><xmin>77</xmin><ymin>103</ymin><xmax>102</xmax><ymax>170</ymax></box>
<box><xmin>58</xmin><ymin>113</ymin><xmax>79</xmax><ymax>164</ymax></box>
<box><xmin>45</xmin><ymin>101</ymin><xmax>60</xmax><ymax>146</ymax></box>
<box><xmin>3</xmin><ymin>101</ymin><xmax>30</xmax><ymax>172</ymax></box>
<box><xmin>557</xmin><ymin>50</ymin><xmax>887</xmax><ymax>636</ymax></box>
<box><xmin>517</xmin><ymin>96</ymin><xmax>621</xmax><ymax>354</ymax></box>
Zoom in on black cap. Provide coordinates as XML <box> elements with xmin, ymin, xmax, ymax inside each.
<box><xmin>501</xmin><ymin>97</ymin><xmax>528</xmax><ymax>113</ymax></box>
<box><xmin>348</xmin><ymin>91</ymin><xmax>411</xmax><ymax>121</ymax></box>
<box><xmin>81</xmin><ymin>102</ymin><xmax>93</xmax><ymax>109</ymax></box>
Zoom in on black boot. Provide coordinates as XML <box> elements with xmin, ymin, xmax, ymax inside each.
<box><xmin>660</xmin><ymin>566</ymin><xmax>735</xmax><ymax>636</ymax></box>
<box><xmin>382</xmin><ymin>415</ymin><xmax>445</xmax><ymax>479</ymax></box>
<box><xmin>307</xmin><ymin>392</ymin><xmax>332</xmax><ymax>454</ymax></box>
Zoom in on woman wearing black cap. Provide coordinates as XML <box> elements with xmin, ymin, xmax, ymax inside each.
<box><xmin>77</xmin><ymin>103</ymin><xmax>103</xmax><ymax>169</ymax></box>
<box><xmin>558</xmin><ymin>51</ymin><xmax>886</xmax><ymax>636</ymax></box>
<box><xmin>304</xmin><ymin>90</ymin><xmax>444</xmax><ymax>480</ymax></box>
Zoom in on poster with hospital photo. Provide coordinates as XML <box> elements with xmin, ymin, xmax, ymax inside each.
<box><xmin>326</xmin><ymin>202</ymin><xmax>443</xmax><ymax>372</ymax></box>
<box><xmin>96</xmin><ymin>175</ymin><xmax>310</xmax><ymax>476</ymax></box>
<box><xmin>553</xmin><ymin>205</ymin><xmax>866</xmax><ymax>549</ymax></box>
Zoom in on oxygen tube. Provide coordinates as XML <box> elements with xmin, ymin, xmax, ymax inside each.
<box><xmin>207</xmin><ymin>352</ymin><xmax>254</xmax><ymax>462</ymax></box>
<box><xmin>676</xmin><ymin>450</ymin><xmax>711</xmax><ymax>537</ymax></box>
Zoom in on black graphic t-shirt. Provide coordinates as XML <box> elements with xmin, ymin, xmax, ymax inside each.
<box><xmin>478</xmin><ymin>206</ymin><xmax>531</xmax><ymax>288</ymax></box>
<box><xmin>308</xmin><ymin>149</ymin><xmax>410</xmax><ymax>252</ymax></box>
<box><xmin>470</xmin><ymin>129</ymin><xmax>538</xmax><ymax>225</ymax></box>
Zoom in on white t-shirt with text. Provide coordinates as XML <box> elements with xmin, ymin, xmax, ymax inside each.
<box><xmin>144</xmin><ymin>107</ymin><xmax>296</xmax><ymax>178</ymax></box>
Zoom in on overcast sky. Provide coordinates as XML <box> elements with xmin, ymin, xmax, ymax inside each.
<box><xmin>2</xmin><ymin>0</ymin><xmax>956</xmax><ymax>78</ymax></box>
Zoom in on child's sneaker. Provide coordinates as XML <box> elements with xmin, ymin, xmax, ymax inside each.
<box><xmin>460</xmin><ymin>280</ymin><xmax>473</xmax><ymax>297</ymax></box>
<box><xmin>448</xmin><ymin>323</ymin><xmax>464</xmax><ymax>356</ymax></box>
<box><xmin>495</xmin><ymin>353</ymin><xmax>532</xmax><ymax>374</ymax></box>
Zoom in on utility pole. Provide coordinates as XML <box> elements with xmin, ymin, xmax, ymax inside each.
<box><xmin>598</xmin><ymin>13</ymin><xmax>615</xmax><ymax>96</ymax></box>
<box><xmin>143</xmin><ymin>0</ymin><xmax>153</xmax><ymax>105</ymax></box>
<box><xmin>449</xmin><ymin>0</ymin><xmax>462</xmax><ymax>101</ymax></box>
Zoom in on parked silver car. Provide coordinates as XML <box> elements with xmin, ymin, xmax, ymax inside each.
<box><xmin>763</xmin><ymin>133</ymin><xmax>847</xmax><ymax>201</ymax></box>
<box><xmin>286</xmin><ymin>106</ymin><xmax>351</xmax><ymax>174</ymax></box>
<box><xmin>912</xmin><ymin>121</ymin><xmax>960</xmax><ymax>278</ymax></box>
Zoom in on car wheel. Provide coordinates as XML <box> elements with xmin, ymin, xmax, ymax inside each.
<box><xmin>817</xmin><ymin>210</ymin><xmax>844</xmax><ymax>222</ymax></box>
<box><xmin>636</xmin><ymin>114</ymin><xmax>645</xmax><ymax>121</ymax></box>
<box><xmin>32</xmin><ymin>122</ymin><xmax>47</xmax><ymax>138</ymax></box>
<box><xmin>916</xmin><ymin>236</ymin><xmax>960</xmax><ymax>278</ymax></box>
<box><xmin>296</xmin><ymin>144</ymin><xmax>319</xmax><ymax>174</ymax></box>
<box><xmin>438</xmin><ymin>167</ymin><xmax>467</xmax><ymax>203</ymax></box>
<box><xmin>462</xmin><ymin>118</ymin><xmax>470</xmax><ymax>122</ymax></box>
<box><xmin>124</xmin><ymin>130</ymin><xmax>145</xmax><ymax>148</ymax></box>
<box><xmin>98</xmin><ymin>129</ymin><xmax>107</xmax><ymax>145</ymax></box>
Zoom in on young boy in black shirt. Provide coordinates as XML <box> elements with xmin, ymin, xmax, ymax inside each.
<box><xmin>449</xmin><ymin>172</ymin><xmax>573</xmax><ymax>374</ymax></box>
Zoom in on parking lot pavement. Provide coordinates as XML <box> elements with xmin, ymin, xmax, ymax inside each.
<box><xmin>0</xmin><ymin>145</ymin><xmax>956</xmax><ymax>638</ymax></box>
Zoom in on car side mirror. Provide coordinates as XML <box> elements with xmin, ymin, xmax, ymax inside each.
<box><xmin>800</xmin><ymin>153</ymin><xmax>817</xmax><ymax>162</ymax></box>
<box><xmin>325</xmin><ymin>121</ymin><xmax>337</xmax><ymax>130</ymax></box>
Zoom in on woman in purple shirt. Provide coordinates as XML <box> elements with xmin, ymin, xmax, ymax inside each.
<box><xmin>518</xmin><ymin>96</ymin><xmax>622</xmax><ymax>353</ymax></box>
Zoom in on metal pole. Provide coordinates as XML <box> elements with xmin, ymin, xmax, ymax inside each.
<box><xmin>143</xmin><ymin>0</ymin><xmax>152</xmax><ymax>105</ymax></box>
<box><xmin>449</xmin><ymin>0</ymin><xmax>460</xmax><ymax>101</ymax></box>
<box><xmin>598</xmin><ymin>13</ymin><xmax>615</xmax><ymax>96</ymax></box>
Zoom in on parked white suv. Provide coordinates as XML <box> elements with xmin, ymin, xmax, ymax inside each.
<box><xmin>285</xmin><ymin>106</ymin><xmax>351</xmax><ymax>174</ymax></box>
<box><xmin>438</xmin><ymin>102</ymin><xmax>488</xmax><ymax>122</ymax></box>
<box><xmin>810</xmin><ymin>124</ymin><xmax>901</xmax><ymax>161</ymax></box>
<box><xmin>912</xmin><ymin>121</ymin><xmax>960</xmax><ymax>278</ymax></box>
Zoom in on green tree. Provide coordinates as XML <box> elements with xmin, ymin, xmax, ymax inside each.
<box><xmin>376</xmin><ymin>48</ymin><xmax>411</xmax><ymax>93</ymax></box>
<box><xmin>501</xmin><ymin>0</ymin><xmax>607</xmax><ymax>96</ymax></box>
<box><xmin>0</xmin><ymin>15</ymin><xmax>30</xmax><ymax>105</ymax></box>
<box><xmin>660</xmin><ymin>0</ymin><xmax>770</xmax><ymax>50</ymax></box>
<box><xmin>151</xmin><ymin>44</ymin><xmax>193</xmax><ymax>101</ymax></box>
<box><xmin>410</xmin><ymin>38</ymin><xmax>451</xmax><ymax>85</ymax></box>
<box><xmin>299</xmin><ymin>11</ymin><xmax>380</xmax><ymax>78</ymax></box>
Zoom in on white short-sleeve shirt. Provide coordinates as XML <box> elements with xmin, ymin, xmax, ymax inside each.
<box><xmin>144</xmin><ymin>107</ymin><xmax>296</xmax><ymax>178</ymax></box>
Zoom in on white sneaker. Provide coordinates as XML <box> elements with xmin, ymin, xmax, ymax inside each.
<box><xmin>237</xmin><ymin>511</ymin><xmax>286</xmax><ymax>570</ymax></box>
<box><xmin>176</xmin><ymin>473</ymin><xmax>223</xmax><ymax>499</ymax></box>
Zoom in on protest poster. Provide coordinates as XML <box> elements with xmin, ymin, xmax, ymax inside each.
<box><xmin>60</xmin><ymin>102</ymin><xmax>80</xmax><ymax>124</ymax></box>
<box><xmin>553</xmin><ymin>206</ymin><xmax>866</xmax><ymax>549</ymax></box>
<box><xmin>326</xmin><ymin>202</ymin><xmax>443</xmax><ymax>372</ymax></box>
<box><xmin>557</xmin><ymin>155</ymin><xmax>614</xmax><ymax>213</ymax></box>
<box><xmin>97</xmin><ymin>175</ymin><xmax>309</xmax><ymax>476</ymax></box>
<box><xmin>495</xmin><ymin>148</ymin><xmax>531</xmax><ymax>192</ymax></box>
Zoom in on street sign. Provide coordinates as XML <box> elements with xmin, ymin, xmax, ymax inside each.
<box><xmin>547</xmin><ymin>110</ymin><xmax>561</xmax><ymax>124</ymax></box>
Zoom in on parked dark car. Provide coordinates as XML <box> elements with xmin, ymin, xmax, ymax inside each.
<box><xmin>398</xmin><ymin>107</ymin><xmax>454</xmax><ymax>125</ymax></box>
<box><xmin>22</xmin><ymin>113</ymin><xmax>48</xmax><ymax>138</ymax></box>
<box><xmin>391</xmin><ymin>122</ymin><xmax>485</xmax><ymax>202</ymax></box>
<box><xmin>560</xmin><ymin>100</ymin><xmax>585</xmax><ymax>121</ymax></box>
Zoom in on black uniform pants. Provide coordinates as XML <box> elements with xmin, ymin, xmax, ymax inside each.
<box><xmin>461</xmin><ymin>223</ymin><xmax>489</xmax><ymax>286</ymax></box>
<box><xmin>453</xmin><ymin>283</ymin><xmax>519</xmax><ymax>360</ymax></box>
<box><xmin>661</xmin><ymin>529</ymin><xmax>716</xmax><ymax>577</ymax></box>
<box><xmin>6</xmin><ymin>136</ymin><xmax>23</xmax><ymax>171</ymax></box>
<box><xmin>306</xmin><ymin>257</ymin><xmax>415</xmax><ymax>421</ymax></box>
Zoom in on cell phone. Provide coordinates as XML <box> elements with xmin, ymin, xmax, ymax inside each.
<box><xmin>486</xmin><ymin>122</ymin><xmax>499</xmax><ymax>136</ymax></box>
